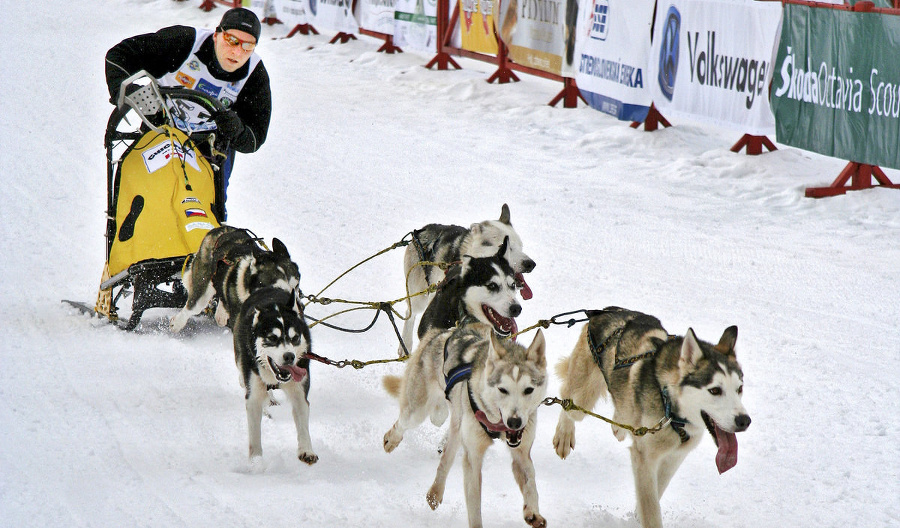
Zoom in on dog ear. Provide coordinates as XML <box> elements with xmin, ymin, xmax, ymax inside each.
<box><xmin>283</xmin><ymin>289</ymin><xmax>303</xmax><ymax>314</ymax></box>
<box><xmin>458</xmin><ymin>255</ymin><xmax>472</xmax><ymax>278</ymax></box>
<box><xmin>526</xmin><ymin>328</ymin><xmax>546</xmax><ymax>368</ymax></box>
<box><xmin>496</xmin><ymin>236</ymin><xmax>509</xmax><ymax>259</ymax></box>
<box><xmin>499</xmin><ymin>203</ymin><xmax>511</xmax><ymax>225</ymax></box>
<box><xmin>679</xmin><ymin>328</ymin><xmax>703</xmax><ymax>370</ymax></box>
<box><xmin>489</xmin><ymin>332</ymin><xmax>509</xmax><ymax>361</ymax></box>
<box><xmin>714</xmin><ymin>326</ymin><xmax>738</xmax><ymax>356</ymax></box>
<box><xmin>271</xmin><ymin>238</ymin><xmax>290</xmax><ymax>258</ymax></box>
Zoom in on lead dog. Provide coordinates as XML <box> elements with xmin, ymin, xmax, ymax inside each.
<box><xmin>233</xmin><ymin>286</ymin><xmax>317</xmax><ymax>464</ymax></box>
<box><xmin>400</xmin><ymin>204</ymin><xmax>535</xmax><ymax>355</ymax></box>
<box><xmin>552</xmin><ymin>307</ymin><xmax>751</xmax><ymax>528</ymax></box>
<box><xmin>383</xmin><ymin>324</ymin><xmax>548</xmax><ymax>528</ymax></box>
<box><xmin>170</xmin><ymin>226</ymin><xmax>301</xmax><ymax>332</ymax></box>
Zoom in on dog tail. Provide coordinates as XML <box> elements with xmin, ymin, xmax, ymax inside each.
<box><xmin>555</xmin><ymin>356</ymin><xmax>570</xmax><ymax>381</ymax></box>
<box><xmin>382</xmin><ymin>375</ymin><xmax>403</xmax><ymax>398</ymax></box>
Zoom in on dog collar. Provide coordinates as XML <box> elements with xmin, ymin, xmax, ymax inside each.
<box><xmin>661</xmin><ymin>386</ymin><xmax>691</xmax><ymax>444</ymax></box>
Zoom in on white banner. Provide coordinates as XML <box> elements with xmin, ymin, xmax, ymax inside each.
<box><xmin>647</xmin><ymin>0</ymin><xmax>782</xmax><ymax>134</ymax></box>
<box><xmin>393</xmin><ymin>0</ymin><xmax>437</xmax><ymax>52</ymax></box>
<box><xmin>308</xmin><ymin>0</ymin><xmax>359</xmax><ymax>33</ymax></box>
<box><xmin>573</xmin><ymin>0</ymin><xmax>654</xmax><ymax>121</ymax></box>
<box><xmin>357</xmin><ymin>0</ymin><xmax>397</xmax><ymax>34</ymax></box>
<box><xmin>269</xmin><ymin>0</ymin><xmax>358</xmax><ymax>33</ymax></box>
<box><xmin>271</xmin><ymin>0</ymin><xmax>310</xmax><ymax>27</ymax></box>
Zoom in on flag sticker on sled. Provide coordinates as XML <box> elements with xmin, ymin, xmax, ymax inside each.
<box><xmin>184</xmin><ymin>208</ymin><xmax>207</xmax><ymax>218</ymax></box>
<box><xmin>142</xmin><ymin>139</ymin><xmax>201</xmax><ymax>174</ymax></box>
<box><xmin>185</xmin><ymin>221</ymin><xmax>215</xmax><ymax>232</ymax></box>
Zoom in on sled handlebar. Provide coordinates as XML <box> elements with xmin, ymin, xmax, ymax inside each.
<box><xmin>116</xmin><ymin>71</ymin><xmax>225</xmax><ymax>133</ymax></box>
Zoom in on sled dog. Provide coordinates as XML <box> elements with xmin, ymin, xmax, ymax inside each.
<box><xmin>383</xmin><ymin>324</ymin><xmax>548</xmax><ymax>528</ymax></box>
<box><xmin>233</xmin><ymin>286</ymin><xmax>317</xmax><ymax>464</ymax></box>
<box><xmin>552</xmin><ymin>307</ymin><xmax>751</xmax><ymax>528</ymax></box>
<box><xmin>400</xmin><ymin>204</ymin><xmax>535</xmax><ymax>355</ymax></box>
<box><xmin>416</xmin><ymin>236</ymin><xmax>522</xmax><ymax>342</ymax></box>
<box><xmin>170</xmin><ymin>226</ymin><xmax>301</xmax><ymax>332</ymax></box>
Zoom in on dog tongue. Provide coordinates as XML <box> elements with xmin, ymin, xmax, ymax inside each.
<box><xmin>516</xmin><ymin>273</ymin><xmax>533</xmax><ymax>300</ymax></box>
<box><xmin>284</xmin><ymin>365</ymin><xmax>308</xmax><ymax>382</ymax></box>
<box><xmin>714</xmin><ymin>426</ymin><xmax>738</xmax><ymax>474</ymax></box>
<box><xmin>504</xmin><ymin>317</ymin><xmax>518</xmax><ymax>341</ymax></box>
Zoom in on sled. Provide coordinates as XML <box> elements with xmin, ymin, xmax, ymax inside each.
<box><xmin>64</xmin><ymin>71</ymin><xmax>227</xmax><ymax>330</ymax></box>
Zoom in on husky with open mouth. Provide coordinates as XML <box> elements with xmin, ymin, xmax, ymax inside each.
<box><xmin>232</xmin><ymin>286</ymin><xmax>317</xmax><ymax>465</ymax></box>
<box><xmin>415</xmin><ymin>236</ymin><xmax>522</xmax><ymax>346</ymax></box>
<box><xmin>383</xmin><ymin>323</ymin><xmax>548</xmax><ymax>528</ymax></box>
<box><xmin>399</xmin><ymin>204</ymin><xmax>535</xmax><ymax>355</ymax></box>
<box><xmin>552</xmin><ymin>307</ymin><xmax>751</xmax><ymax>528</ymax></box>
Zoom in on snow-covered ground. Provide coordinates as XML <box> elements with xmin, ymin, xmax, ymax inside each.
<box><xmin>2</xmin><ymin>1</ymin><xmax>898</xmax><ymax>527</ymax></box>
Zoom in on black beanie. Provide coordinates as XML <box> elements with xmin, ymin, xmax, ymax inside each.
<box><xmin>217</xmin><ymin>8</ymin><xmax>261</xmax><ymax>41</ymax></box>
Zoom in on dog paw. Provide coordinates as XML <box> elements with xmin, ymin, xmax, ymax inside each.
<box><xmin>383</xmin><ymin>428</ymin><xmax>403</xmax><ymax>453</ymax></box>
<box><xmin>524</xmin><ymin>511</ymin><xmax>546</xmax><ymax>528</ymax></box>
<box><xmin>426</xmin><ymin>486</ymin><xmax>443</xmax><ymax>510</ymax></box>
<box><xmin>553</xmin><ymin>419</ymin><xmax>575</xmax><ymax>459</ymax></box>
<box><xmin>169</xmin><ymin>311</ymin><xmax>188</xmax><ymax>333</ymax></box>
<box><xmin>298</xmin><ymin>451</ymin><xmax>318</xmax><ymax>465</ymax></box>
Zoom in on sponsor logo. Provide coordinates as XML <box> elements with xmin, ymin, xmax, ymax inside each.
<box><xmin>185</xmin><ymin>221</ymin><xmax>215</xmax><ymax>232</ymax></box>
<box><xmin>188</xmin><ymin>60</ymin><xmax>201</xmax><ymax>71</ymax></box>
<box><xmin>589</xmin><ymin>0</ymin><xmax>609</xmax><ymax>41</ymax></box>
<box><xmin>657</xmin><ymin>5</ymin><xmax>680</xmax><ymax>101</ymax></box>
<box><xmin>175</xmin><ymin>71</ymin><xmax>196</xmax><ymax>88</ymax></box>
<box><xmin>141</xmin><ymin>139</ymin><xmax>202</xmax><ymax>173</ymax></box>
<box><xmin>184</xmin><ymin>208</ymin><xmax>208</xmax><ymax>218</ymax></box>
<box><xmin>196</xmin><ymin>78</ymin><xmax>222</xmax><ymax>99</ymax></box>
<box><xmin>181</xmin><ymin>197</ymin><xmax>202</xmax><ymax>204</ymax></box>
<box><xmin>579</xmin><ymin>55</ymin><xmax>644</xmax><ymax>88</ymax></box>
<box><xmin>774</xmin><ymin>46</ymin><xmax>900</xmax><ymax>118</ymax></box>
<box><xmin>687</xmin><ymin>31</ymin><xmax>770</xmax><ymax>110</ymax></box>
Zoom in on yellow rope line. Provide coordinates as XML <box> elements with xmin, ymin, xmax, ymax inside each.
<box><xmin>542</xmin><ymin>397</ymin><xmax>671</xmax><ymax>437</ymax></box>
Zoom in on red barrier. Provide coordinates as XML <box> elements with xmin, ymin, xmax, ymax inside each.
<box><xmin>630</xmin><ymin>104</ymin><xmax>672</xmax><ymax>132</ymax></box>
<box><xmin>199</xmin><ymin>0</ymin><xmax>239</xmax><ymax>12</ymax></box>
<box><xmin>426</xmin><ymin>0</ymin><xmax>586</xmax><ymax>108</ymax></box>
<box><xmin>358</xmin><ymin>29</ymin><xmax>402</xmax><ymax>53</ymax></box>
<box><xmin>731</xmin><ymin>134</ymin><xmax>777</xmax><ymax>155</ymax></box>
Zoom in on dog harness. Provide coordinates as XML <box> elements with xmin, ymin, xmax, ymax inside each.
<box><xmin>442</xmin><ymin>339</ymin><xmax>505</xmax><ymax>440</ymax></box>
<box><xmin>587</xmin><ymin>325</ymin><xmax>691</xmax><ymax>443</ymax></box>
<box><xmin>410</xmin><ymin>228</ymin><xmax>431</xmax><ymax>263</ymax></box>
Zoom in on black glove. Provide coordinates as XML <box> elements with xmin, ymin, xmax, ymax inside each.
<box><xmin>214</xmin><ymin>109</ymin><xmax>245</xmax><ymax>141</ymax></box>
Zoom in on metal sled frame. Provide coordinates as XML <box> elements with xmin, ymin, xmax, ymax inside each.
<box><xmin>95</xmin><ymin>71</ymin><xmax>225</xmax><ymax>330</ymax></box>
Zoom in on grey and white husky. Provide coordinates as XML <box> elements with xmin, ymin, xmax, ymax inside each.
<box><xmin>233</xmin><ymin>286</ymin><xmax>317</xmax><ymax>464</ymax></box>
<box><xmin>552</xmin><ymin>307</ymin><xmax>751</xmax><ymax>528</ymax></box>
<box><xmin>170</xmin><ymin>226</ymin><xmax>300</xmax><ymax>332</ymax></box>
<box><xmin>399</xmin><ymin>204</ymin><xmax>535</xmax><ymax>355</ymax></box>
<box><xmin>383</xmin><ymin>324</ymin><xmax>549</xmax><ymax>528</ymax></box>
<box><xmin>415</xmin><ymin>236</ymin><xmax>522</xmax><ymax>343</ymax></box>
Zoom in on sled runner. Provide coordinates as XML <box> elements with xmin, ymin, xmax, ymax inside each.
<box><xmin>65</xmin><ymin>72</ymin><xmax>227</xmax><ymax>330</ymax></box>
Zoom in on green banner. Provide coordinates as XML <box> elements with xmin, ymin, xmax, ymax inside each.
<box><xmin>394</xmin><ymin>12</ymin><xmax>437</xmax><ymax>25</ymax></box>
<box><xmin>770</xmin><ymin>4</ymin><xmax>900</xmax><ymax>170</ymax></box>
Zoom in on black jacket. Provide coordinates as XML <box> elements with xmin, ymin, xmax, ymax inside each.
<box><xmin>105</xmin><ymin>25</ymin><xmax>271</xmax><ymax>153</ymax></box>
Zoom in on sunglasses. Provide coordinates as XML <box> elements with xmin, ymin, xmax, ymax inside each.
<box><xmin>219</xmin><ymin>30</ymin><xmax>256</xmax><ymax>51</ymax></box>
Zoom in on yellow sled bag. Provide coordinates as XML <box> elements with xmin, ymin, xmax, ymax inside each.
<box><xmin>107</xmin><ymin>125</ymin><xmax>220</xmax><ymax>276</ymax></box>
